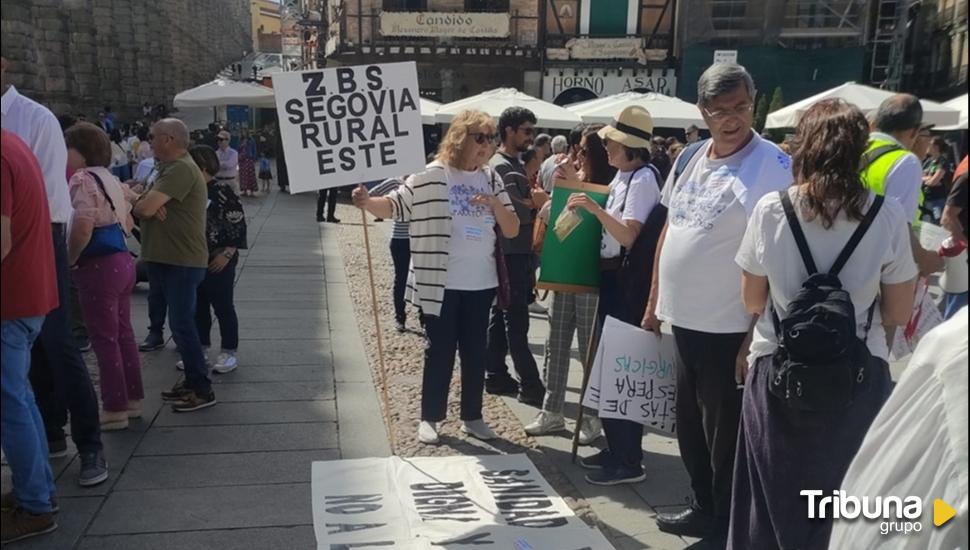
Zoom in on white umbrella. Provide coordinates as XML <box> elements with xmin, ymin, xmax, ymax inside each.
<box><xmin>935</xmin><ymin>93</ymin><xmax>968</xmax><ymax>131</ymax></box>
<box><xmin>419</xmin><ymin>97</ymin><xmax>440</xmax><ymax>125</ymax></box>
<box><xmin>435</xmin><ymin>88</ymin><xmax>582</xmax><ymax>130</ymax></box>
<box><xmin>173</xmin><ymin>79</ymin><xmax>277</xmax><ymax>109</ymax></box>
<box><xmin>567</xmin><ymin>92</ymin><xmax>707</xmax><ymax>129</ymax></box>
<box><xmin>766</xmin><ymin>82</ymin><xmax>960</xmax><ymax>129</ymax></box>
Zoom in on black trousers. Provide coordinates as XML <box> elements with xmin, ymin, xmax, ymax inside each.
<box><xmin>485</xmin><ymin>254</ymin><xmax>543</xmax><ymax>392</ymax></box>
<box><xmin>195</xmin><ymin>255</ymin><xmax>239</xmax><ymax>350</ymax></box>
<box><xmin>421</xmin><ymin>289</ymin><xmax>495</xmax><ymax>422</ymax></box>
<box><xmin>390</xmin><ymin>238</ymin><xmax>410</xmax><ymax>324</ymax></box>
<box><xmin>672</xmin><ymin>325</ymin><xmax>746</xmax><ymax>520</ymax></box>
<box><xmin>29</xmin><ymin>224</ymin><xmax>103</xmax><ymax>452</ymax></box>
<box><xmin>147</xmin><ymin>272</ymin><xmax>167</xmax><ymax>335</ymax></box>
<box><xmin>316</xmin><ymin>188</ymin><xmax>338</xmax><ymax>220</ymax></box>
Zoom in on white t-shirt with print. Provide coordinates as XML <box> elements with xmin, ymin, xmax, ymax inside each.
<box><xmin>736</xmin><ymin>188</ymin><xmax>917</xmax><ymax>363</ymax></box>
<box><xmin>656</xmin><ymin>138</ymin><xmax>759</xmax><ymax>333</ymax></box>
<box><xmin>444</xmin><ymin>167</ymin><xmax>498</xmax><ymax>291</ymax></box>
<box><xmin>601</xmin><ymin>166</ymin><xmax>662</xmax><ymax>259</ymax></box>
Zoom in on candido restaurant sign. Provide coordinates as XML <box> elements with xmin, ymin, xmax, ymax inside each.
<box><xmin>380</xmin><ymin>11</ymin><xmax>511</xmax><ymax>38</ymax></box>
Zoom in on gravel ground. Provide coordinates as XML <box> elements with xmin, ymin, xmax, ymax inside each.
<box><xmin>331</xmin><ymin>203</ymin><xmax>597</xmax><ymax>525</ymax></box>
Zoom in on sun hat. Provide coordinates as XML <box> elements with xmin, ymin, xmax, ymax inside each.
<box><xmin>598</xmin><ymin>106</ymin><xmax>654</xmax><ymax>149</ymax></box>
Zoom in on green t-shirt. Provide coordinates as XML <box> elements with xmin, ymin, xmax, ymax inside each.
<box><xmin>140</xmin><ymin>153</ymin><xmax>209</xmax><ymax>268</ymax></box>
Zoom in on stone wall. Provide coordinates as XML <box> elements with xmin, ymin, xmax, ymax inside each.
<box><xmin>1</xmin><ymin>0</ymin><xmax>251</xmax><ymax>120</ymax></box>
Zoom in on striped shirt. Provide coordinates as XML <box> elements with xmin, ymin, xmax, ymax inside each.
<box><xmin>370</xmin><ymin>177</ymin><xmax>410</xmax><ymax>240</ymax></box>
<box><xmin>386</xmin><ymin>161</ymin><xmax>514</xmax><ymax>317</ymax></box>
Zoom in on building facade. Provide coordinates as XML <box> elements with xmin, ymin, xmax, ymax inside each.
<box><xmin>905</xmin><ymin>0</ymin><xmax>968</xmax><ymax>99</ymax></box>
<box><xmin>253</xmin><ymin>0</ymin><xmax>284</xmax><ymax>53</ymax></box>
<box><xmin>1</xmin><ymin>0</ymin><xmax>252</xmax><ymax>119</ymax></box>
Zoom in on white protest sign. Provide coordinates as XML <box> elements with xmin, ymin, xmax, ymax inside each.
<box><xmin>272</xmin><ymin>62</ymin><xmax>426</xmax><ymax>193</ymax></box>
<box><xmin>582</xmin><ymin>316</ymin><xmax>677</xmax><ymax>433</ymax></box>
<box><xmin>311</xmin><ymin>454</ymin><xmax>615</xmax><ymax>549</ymax></box>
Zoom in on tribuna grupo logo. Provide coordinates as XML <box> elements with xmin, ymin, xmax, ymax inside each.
<box><xmin>801</xmin><ymin>490</ymin><xmax>956</xmax><ymax>536</ymax></box>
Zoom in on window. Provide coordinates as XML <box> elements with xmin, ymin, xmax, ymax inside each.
<box><xmin>580</xmin><ymin>0</ymin><xmax>638</xmax><ymax>36</ymax></box>
<box><xmin>465</xmin><ymin>0</ymin><xmax>509</xmax><ymax>12</ymax></box>
<box><xmin>382</xmin><ymin>0</ymin><xmax>426</xmax><ymax>11</ymax></box>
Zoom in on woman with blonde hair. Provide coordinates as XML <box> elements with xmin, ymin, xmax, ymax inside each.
<box><xmin>353</xmin><ymin>110</ymin><xmax>520</xmax><ymax>445</ymax></box>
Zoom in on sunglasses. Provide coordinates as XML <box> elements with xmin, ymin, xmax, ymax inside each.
<box><xmin>468</xmin><ymin>132</ymin><xmax>494</xmax><ymax>145</ymax></box>
<box><xmin>218</xmin><ymin>138</ymin><xmax>229</xmax><ymax>142</ymax></box>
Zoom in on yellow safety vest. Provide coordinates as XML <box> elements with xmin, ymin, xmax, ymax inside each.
<box><xmin>860</xmin><ymin>137</ymin><xmax>923</xmax><ymax>226</ymax></box>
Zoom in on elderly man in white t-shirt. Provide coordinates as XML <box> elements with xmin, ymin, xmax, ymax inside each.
<box><xmin>641</xmin><ymin>63</ymin><xmax>793</xmax><ymax>542</ymax></box>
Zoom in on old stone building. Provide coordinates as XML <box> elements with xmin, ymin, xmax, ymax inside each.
<box><xmin>1</xmin><ymin>0</ymin><xmax>252</xmax><ymax>119</ymax></box>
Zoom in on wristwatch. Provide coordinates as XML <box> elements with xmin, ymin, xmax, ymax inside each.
<box><xmin>222</xmin><ymin>249</ymin><xmax>235</xmax><ymax>259</ymax></box>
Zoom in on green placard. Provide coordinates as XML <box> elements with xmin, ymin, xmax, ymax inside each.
<box><xmin>538</xmin><ymin>180</ymin><xmax>611</xmax><ymax>293</ymax></box>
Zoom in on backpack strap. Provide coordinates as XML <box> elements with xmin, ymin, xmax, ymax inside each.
<box><xmin>674</xmin><ymin>139</ymin><xmax>707</xmax><ymax>183</ymax></box>
<box><xmin>779</xmin><ymin>190</ymin><xmax>819</xmax><ymax>275</ymax></box>
<box><xmin>829</xmin><ymin>195</ymin><xmax>884</xmax><ymax>276</ymax></box>
<box><xmin>617</xmin><ymin>164</ymin><xmax>659</xmax><ymax>260</ymax></box>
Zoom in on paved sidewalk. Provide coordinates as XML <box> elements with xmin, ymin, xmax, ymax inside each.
<box><xmin>1</xmin><ymin>188</ymin><xmax>388</xmax><ymax>549</ymax></box>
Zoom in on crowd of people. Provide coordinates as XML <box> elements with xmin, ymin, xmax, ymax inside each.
<box><xmin>354</xmin><ymin>61</ymin><xmax>968</xmax><ymax>549</ymax></box>
<box><xmin>2</xmin><ymin>45</ymin><xmax>968</xmax><ymax>548</ymax></box>
<box><xmin>1</xmin><ymin>53</ymin><xmax>250</xmax><ymax>543</ymax></box>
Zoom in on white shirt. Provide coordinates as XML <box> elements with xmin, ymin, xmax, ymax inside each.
<box><xmin>829</xmin><ymin>308</ymin><xmax>968</xmax><ymax>550</ymax></box>
<box><xmin>134</xmin><ymin>158</ymin><xmax>157</xmax><ymax>184</ymax></box>
<box><xmin>1</xmin><ymin>85</ymin><xmax>73</xmax><ymax>223</ymax></box>
<box><xmin>216</xmin><ymin>147</ymin><xmax>239</xmax><ymax>178</ymax></box>
<box><xmin>539</xmin><ymin>155</ymin><xmax>559</xmax><ymax>193</ymax></box>
<box><xmin>657</xmin><ymin>136</ymin><xmax>790</xmax><ymax>333</ymax></box>
<box><xmin>444</xmin><ymin>167</ymin><xmax>498</xmax><ymax>291</ymax></box>
<box><xmin>601</xmin><ymin>165</ymin><xmax>661</xmax><ymax>259</ymax></box>
<box><xmin>870</xmin><ymin>131</ymin><xmax>923</xmax><ymax>221</ymax></box>
<box><xmin>736</xmin><ymin>188</ymin><xmax>917</xmax><ymax>363</ymax></box>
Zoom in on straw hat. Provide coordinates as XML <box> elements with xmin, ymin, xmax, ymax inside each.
<box><xmin>598</xmin><ymin>106</ymin><xmax>654</xmax><ymax>149</ymax></box>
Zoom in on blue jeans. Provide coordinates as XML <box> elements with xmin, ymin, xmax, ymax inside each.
<box><xmin>2</xmin><ymin>317</ymin><xmax>56</xmax><ymax>514</ymax></box>
<box><xmin>944</xmin><ymin>292</ymin><xmax>968</xmax><ymax>319</ymax></box>
<box><xmin>147</xmin><ymin>263</ymin><xmax>209</xmax><ymax>394</ymax></box>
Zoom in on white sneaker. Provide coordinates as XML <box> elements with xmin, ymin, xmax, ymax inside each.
<box><xmin>578</xmin><ymin>415</ymin><xmax>602</xmax><ymax>446</ymax></box>
<box><xmin>461</xmin><ymin>419</ymin><xmax>497</xmax><ymax>441</ymax></box>
<box><xmin>418</xmin><ymin>421</ymin><xmax>439</xmax><ymax>444</ymax></box>
<box><xmin>528</xmin><ymin>302</ymin><xmax>548</xmax><ymax>314</ymax></box>
<box><xmin>176</xmin><ymin>349</ymin><xmax>209</xmax><ymax>371</ymax></box>
<box><xmin>212</xmin><ymin>352</ymin><xmax>238</xmax><ymax>374</ymax></box>
<box><xmin>524</xmin><ymin>411</ymin><xmax>565</xmax><ymax>436</ymax></box>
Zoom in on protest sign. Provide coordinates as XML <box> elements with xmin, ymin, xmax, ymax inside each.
<box><xmin>582</xmin><ymin>316</ymin><xmax>677</xmax><ymax>433</ymax></box>
<box><xmin>311</xmin><ymin>454</ymin><xmax>615</xmax><ymax>549</ymax></box>
<box><xmin>891</xmin><ymin>278</ymin><xmax>944</xmax><ymax>360</ymax></box>
<box><xmin>537</xmin><ymin>180</ymin><xmax>610</xmax><ymax>293</ymax></box>
<box><xmin>272</xmin><ymin>62</ymin><xmax>426</xmax><ymax>193</ymax></box>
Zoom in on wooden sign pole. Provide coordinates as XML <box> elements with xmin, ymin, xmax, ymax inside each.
<box><xmin>570</xmin><ymin>301</ymin><xmax>601</xmax><ymax>463</ymax></box>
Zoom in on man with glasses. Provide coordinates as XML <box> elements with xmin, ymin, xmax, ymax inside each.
<box><xmin>640</xmin><ymin>63</ymin><xmax>793</xmax><ymax>543</ymax></box>
<box><xmin>215</xmin><ymin>130</ymin><xmax>239</xmax><ymax>194</ymax></box>
<box><xmin>133</xmin><ymin>119</ymin><xmax>215</xmax><ymax>412</ymax></box>
<box><xmin>485</xmin><ymin>107</ymin><xmax>547</xmax><ymax>406</ymax></box>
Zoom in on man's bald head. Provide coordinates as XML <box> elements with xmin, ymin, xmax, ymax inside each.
<box><xmin>872</xmin><ymin>94</ymin><xmax>923</xmax><ymax>150</ymax></box>
<box><xmin>153</xmin><ymin>118</ymin><xmax>190</xmax><ymax>148</ymax></box>
<box><xmin>151</xmin><ymin>118</ymin><xmax>190</xmax><ymax>161</ymax></box>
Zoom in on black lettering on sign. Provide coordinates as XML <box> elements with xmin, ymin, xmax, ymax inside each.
<box><xmin>347</xmin><ymin>93</ymin><xmax>368</xmax><ymax>117</ymax></box>
<box><xmin>324</xmin><ymin>494</ymin><xmax>383</xmax><ymax>514</ymax></box>
<box><xmin>431</xmin><ymin>532</ymin><xmax>495</xmax><ymax>546</ymax></box>
<box><xmin>326</xmin><ymin>522</ymin><xmax>387</xmax><ymax>535</ymax></box>
<box><xmin>410</xmin><ymin>483</ymin><xmax>464</xmax><ymax>491</ymax></box>
<box><xmin>359</xmin><ymin>142</ymin><xmax>377</xmax><ymax>167</ymax></box>
<box><xmin>318</xmin><ymin>149</ymin><xmax>336</xmax><ymax>175</ymax></box>
<box><xmin>398</xmin><ymin>88</ymin><xmax>418</xmax><ymax>112</ymax></box>
<box><xmin>347</xmin><ymin>119</ymin><xmax>366</xmax><ymax>143</ymax></box>
<box><xmin>285</xmin><ymin>99</ymin><xmax>305</xmax><ymax>124</ymax></box>
<box><xmin>329</xmin><ymin>543</ymin><xmax>394</xmax><ymax>549</ymax></box>
<box><xmin>307</xmin><ymin>95</ymin><xmax>328</xmax><ymax>123</ymax></box>
<box><xmin>371</xmin><ymin>117</ymin><xmax>390</xmax><ymax>141</ymax></box>
<box><xmin>303</xmin><ymin>72</ymin><xmax>326</xmax><ymax>97</ymax></box>
<box><xmin>301</xmin><ymin>124</ymin><xmax>322</xmax><ymax>148</ymax></box>
<box><xmin>365</xmin><ymin>66</ymin><xmax>384</xmax><ymax>90</ymax></box>
<box><xmin>337</xmin><ymin>67</ymin><xmax>357</xmax><ymax>93</ymax></box>
<box><xmin>379</xmin><ymin>141</ymin><xmax>396</xmax><ymax>166</ymax></box>
<box><xmin>338</xmin><ymin>147</ymin><xmax>355</xmax><ymax>171</ymax></box>
<box><xmin>392</xmin><ymin>113</ymin><xmax>409</xmax><ymax>137</ymax></box>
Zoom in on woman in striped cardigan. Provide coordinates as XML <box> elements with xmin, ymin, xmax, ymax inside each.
<box><xmin>353</xmin><ymin>110</ymin><xmax>521</xmax><ymax>445</ymax></box>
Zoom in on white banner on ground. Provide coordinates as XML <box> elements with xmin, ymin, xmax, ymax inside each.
<box><xmin>582</xmin><ymin>316</ymin><xmax>677</xmax><ymax>433</ymax></box>
<box><xmin>311</xmin><ymin>454</ymin><xmax>614</xmax><ymax>550</ymax></box>
<box><xmin>272</xmin><ymin>62</ymin><xmax>426</xmax><ymax>193</ymax></box>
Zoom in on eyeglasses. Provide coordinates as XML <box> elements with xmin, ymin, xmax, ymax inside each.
<box><xmin>218</xmin><ymin>138</ymin><xmax>229</xmax><ymax>142</ymax></box>
<box><xmin>468</xmin><ymin>132</ymin><xmax>494</xmax><ymax>145</ymax></box>
<box><xmin>518</xmin><ymin>127</ymin><xmax>535</xmax><ymax>137</ymax></box>
<box><xmin>702</xmin><ymin>103</ymin><xmax>754</xmax><ymax>121</ymax></box>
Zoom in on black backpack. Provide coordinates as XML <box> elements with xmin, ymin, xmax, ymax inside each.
<box><xmin>768</xmin><ymin>191</ymin><xmax>884</xmax><ymax>412</ymax></box>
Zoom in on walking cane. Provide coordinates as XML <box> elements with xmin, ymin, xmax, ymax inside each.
<box><xmin>570</xmin><ymin>298</ymin><xmax>601</xmax><ymax>464</ymax></box>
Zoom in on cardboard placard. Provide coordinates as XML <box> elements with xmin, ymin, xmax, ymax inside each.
<box><xmin>537</xmin><ymin>180</ymin><xmax>610</xmax><ymax>293</ymax></box>
<box><xmin>273</xmin><ymin>62</ymin><xmax>426</xmax><ymax>193</ymax></box>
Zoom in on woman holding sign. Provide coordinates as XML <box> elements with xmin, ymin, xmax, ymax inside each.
<box><xmin>352</xmin><ymin>110</ymin><xmax>520</xmax><ymax>445</ymax></box>
<box><xmin>561</xmin><ymin>106</ymin><xmax>664</xmax><ymax>486</ymax></box>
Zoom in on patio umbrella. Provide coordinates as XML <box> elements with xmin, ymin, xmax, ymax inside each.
<box><xmin>567</xmin><ymin>92</ymin><xmax>707</xmax><ymax>129</ymax></box>
<box><xmin>173</xmin><ymin>79</ymin><xmax>277</xmax><ymax>109</ymax></box>
<box><xmin>934</xmin><ymin>93</ymin><xmax>968</xmax><ymax>131</ymax></box>
<box><xmin>435</xmin><ymin>88</ymin><xmax>582</xmax><ymax>130</ymax></box>
<box><xmin>765</xmin><ymin>82</ymin><xmax>961</xmax><ymax>129</ymax></box>
<box><xmin>419</xmin><ymin>97</ymin><xmax>440</xmax><ymax>125</ymax></box>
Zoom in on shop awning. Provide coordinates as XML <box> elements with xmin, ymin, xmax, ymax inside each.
<box><xmin>934</xmin><ymin>93</ymin><xmax>968</xmax><ymax>131</ymax></box>
<box><xmin>766</xmin><ymin>82</ymin><xmax>961</xmax><ymax>129</ymax></box>
<box><xmin>173</xmin><ymin>79</ymin><xmax>277</xmax><ymax>108</ymax></box>
<box><xmin>567</xmin><ymin>92</ymin><xmax>707</xmax><ymax>129</ymax></box>
<box><xmin>435</xmin><ymin>88</ymin><xmax>582</xmax><ymax>130</ymax></box>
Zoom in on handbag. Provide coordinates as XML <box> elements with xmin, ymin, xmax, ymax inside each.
<box><xmin>81</xmin><ymin>171</ymin><xmax>129</xmax><ymax>258</ymax></box>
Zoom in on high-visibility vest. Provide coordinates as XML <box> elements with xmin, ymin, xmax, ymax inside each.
<box><xmin>860</xmin><ymin>137</ymin><xmax>923</xmax><ymax>226</ymax></box>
